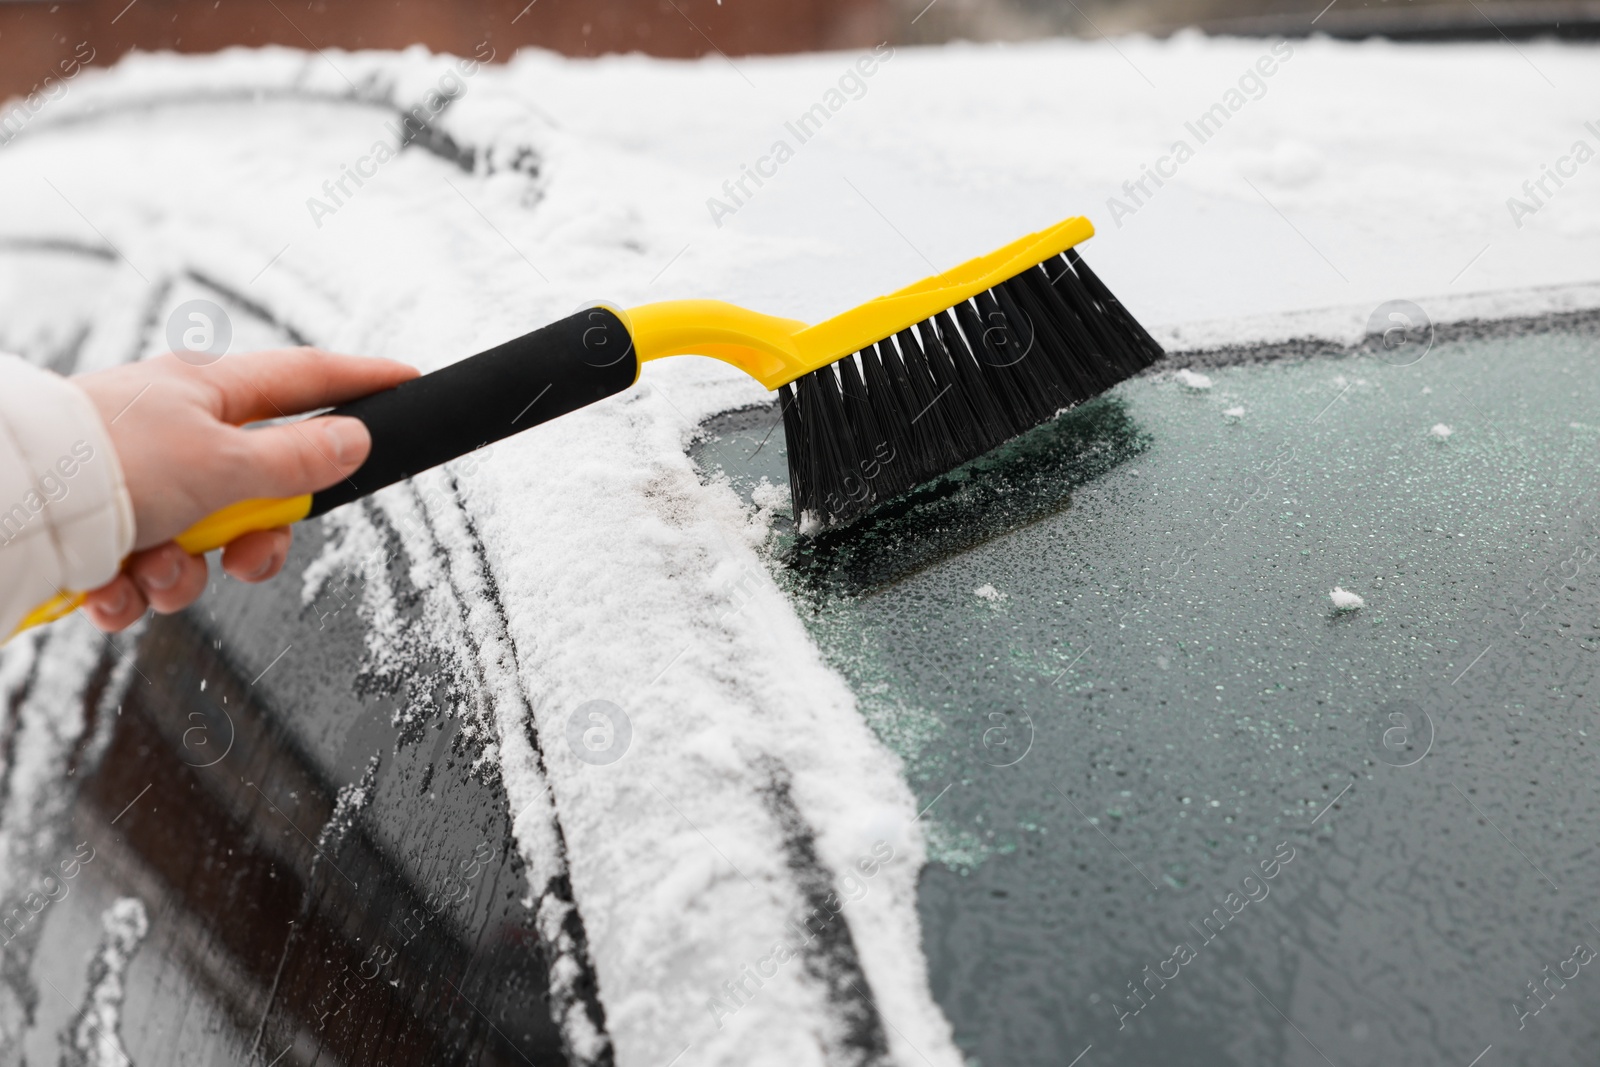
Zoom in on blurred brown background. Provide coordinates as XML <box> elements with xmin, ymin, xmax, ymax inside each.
<box><xmin>2</xmin><ymin>0</ymin><xmax>1595</xmax><ymax>103</ymax></box>
<box><xmin>3</xmin><ymin>0</ymin><xmax>899</xmax><ymax>101</ymax></box>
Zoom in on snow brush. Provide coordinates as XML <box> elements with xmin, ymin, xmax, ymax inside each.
<box><xmin>14</xmin><ymin>215</ymin><xmax>1161</xmax><ymax>636</ymax></box>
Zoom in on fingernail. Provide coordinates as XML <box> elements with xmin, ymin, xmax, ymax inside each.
<box><xmin>146</xmin><ymin>552</ymin><xmax>183</xmax><ymax>591</ymax></box>
<box><xmin>322</xmin><ymin>417</ymin><xmax>368</xmax><ymax>468</ymax></box>
<box><xmin>102</xmin><ymin>585</ymin><xmax>128</xmax><ymax>615</ymax></box>
<box><xmin>246</xmin><ymin>554</ymin><xmax>278</xmax><ymax>580</ymax></box>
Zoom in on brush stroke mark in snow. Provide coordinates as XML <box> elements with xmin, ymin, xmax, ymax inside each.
<box><xmin>315</xmin><ymin>753</ymin><xmax>381</xmax><ymax>867</ymax></box>
<box><xmin>396</xmin><ymin>473</ymin><xmax>615</xmax><ymax>1064</ymax></box>
<box><xmin>300</xmin><ymin>475</ymin><xmax>614</xmax><ymax>1065</ymax></box>
<box><xmin>0</xmin><ymin>51</ymin><xmax>541</xmax><ymax>183</ymax></box>
<box><xmin>0</xmin><ymin>623</ymin><xmax>132</xmax><ymax>1059</ymax></box>
<box><xmin>1330</xmin><ymin>587</ymin><xmax>1366</xmax><ymax>612</ymax></box>
<box><xmin>750</xmin><ymin>759</ymin><xmax>891</xmax><ymax>1065</ymax></box>
<box><xmin>1430</xmin><ymin>423</ymin><xmax>1454</xmax><ymax>439</ymax></box>
<box><xmin>61</xmin><ymin>896</ymin><xmax>149</xmax><ymax>1067</ymax></box>
<box><xmin>1223</xmin><ymin>405</ymin><xmax>1245</xmax><ymax>420</ymax></box>
<box><xmin>973</xmin><ymin>584</ymin><xmax>1006</xmax><ymax>603</ymax></box>
<box><xmin>1175</xmin><ymin>369</ymin><xmax>1213</xmax><ymax>390</ymax></box>
<box><xmin>301</xmin><ymin>499</ymin><xmax>501</xmax><ymax>776</ymax></box>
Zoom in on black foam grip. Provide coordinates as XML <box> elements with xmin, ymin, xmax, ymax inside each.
<box><xmin>308</xmin><ymin>308</ymin><xmax>637</xmax><ymax>517</ymax></box>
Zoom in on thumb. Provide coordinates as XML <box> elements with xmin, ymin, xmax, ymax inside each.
<box><xmin>229</xmin><ymin>415</ymin><xmax>371</xmax><ymax>500</ymax></box>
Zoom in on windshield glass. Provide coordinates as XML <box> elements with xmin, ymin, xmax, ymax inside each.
<box><xmin>696</xmin><ymin>317</ymin><xmax>1600</xmax><ymax>1067</ymax></box>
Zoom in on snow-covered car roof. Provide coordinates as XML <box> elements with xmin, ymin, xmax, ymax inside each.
<box><xmin>1</xmin><ymin>35</ymin><xmax>1598</xmax><ymax>1067</ymax></box>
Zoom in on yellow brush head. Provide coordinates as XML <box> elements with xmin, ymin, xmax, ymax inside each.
<box><xmin>624</xmin><ymin>216</ymin><xmax>1096</xmax><ymax>389</ymax></box>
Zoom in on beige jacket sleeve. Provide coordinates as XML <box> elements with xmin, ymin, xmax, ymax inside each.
<box><xmin>0</xmin><ymin>354</ymin><xmax>136</xmax><ymax>637</ymax></box>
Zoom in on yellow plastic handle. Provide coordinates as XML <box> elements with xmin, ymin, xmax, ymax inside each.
<box><xmin>8</xmin><ymin>494</ymin><xmax>313</xmax><ymax>639</ymax></box>
<box><xmin>171</xmin><ymin>494</ymin><xmax>314</xmax><ymax>555</ymax></box>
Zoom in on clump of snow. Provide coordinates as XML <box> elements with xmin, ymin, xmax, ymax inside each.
<box><xmin>66</xmin><ymin>896</ymin><xmax>149</xmax><ymax>1067</ymax></box>
<box><xmin>1222</xmin><ymin>406</ymin><xmax>1245</xmax><ymax>420</ymax></box>
<box><xmin>973</xmin><ymin>584</ymin><xmax>1006</xmax><ymax>603</ymax></box>
<box><xmin>750</xmin><ymin>477</ymin><xmax>788</xmax><ymax>515</ymax></box>
<box><xmin>317</xmin><ymin>754</ymin><xmax>381</xmax><ymax>857</ymax></box>
<box><xmin>1330</xmin><ymin>587</ymin><xmax>1366</xmax><ymax>612</ymax></box>
<box><xmin>1175</xmin><ymin>369</ymin><xmax>1213</xmax><ymax>390</ymax></box>
<box><xmin>1430</xmin><ymin>423</ymin><xmax>1453</xmax><ymax>439</ymax></box>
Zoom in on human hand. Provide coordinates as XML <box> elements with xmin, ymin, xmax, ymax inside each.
<box><xmin>72</xmin><ymin>348</ymin><xmax>419</xmax><ymax>631</ymax></box>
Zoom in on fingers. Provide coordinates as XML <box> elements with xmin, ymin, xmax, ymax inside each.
<box><xmin>204</xmin><ymin>348</ymin><xmax>419</xmax><ymax>425</ymax></box>
<box><xmin>82</xmin><ymin>528</ymin><xmax>296</xmax><ymax>632</ymax></box>
<box><xmin>83</xmin><ymin>574</ymin><xmax>145</xmax><ymax>632</ymax></box>
<box><xmin>82</xmin><ymin>543</ymin><xmax>208</xmax><ymax>632</ymax></box>
<box><xmin>224</xmin><ymin>414</ymin><xmax>371</xmax><ymax>501</ymax></box>
<box><xmin>127</xmin><ymin>542</ymin><xmax>210</xmax><ymax>613</ymax></box>
<box><xmin>221</xmin><ymin>527</ymin><xmax>292</xmax><ymax>582</ymax></box>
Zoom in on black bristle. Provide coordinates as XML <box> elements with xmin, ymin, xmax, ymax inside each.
<box><xmin>784</xmin><ymin>248</ymin><xmax>1164</xmax><ymax>532</ymax></box>
<box><xmin>991</xmin><ymin>282</ymin><xmax>1078</xmax><ymax>410</ymax></box>
<box><xmin>1011</xmin><ymin>266</ymin><xmax>1110</xmax><ymax>396</ymax></box>
<box><xmin>859</xmin><ymin>345</ymin><xmax>914</xmax><ymax>478</ymax></box>
<box><xmin>953</xmin><ymin>298</ymin><xmax>1032</xmax><ymax>435</ymax></box>
<box><xmin>1039</xmin><ymin>261</ymin><xmax>1134</xmax><ymax>390</ymax></box>
<box><xmin>1064</xmin><ymin>247</ymin><xmax>1165</xmax><ymax>359</ymax></box>
<box><xmin>925</xmin><ymin>312</ymin><xmax>1008</xmax><ymax>455</ymax></box>
<box><xmin>899</xmin><ymin>334</ymin><xmax>964</xmax><ymax>458</ymax></box>
<box><xmin>902</xmin><ymin>325</ymin><xmax>980</xmax><ymax>462</ymax></box>
<box><xmin>874</xmin><ymin>339</ymin><xmax>942</xmax><ymax>485</ymax></box>
<box><xmin>777</xmin><ymin>382</ymin><xmax>807</xmax><ymax>498</ymax></box>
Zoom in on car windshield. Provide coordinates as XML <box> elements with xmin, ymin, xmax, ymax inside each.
<box><xmin>696</xmin><ymin>317</ymin><xmax>1600</xmax><ymax>1066</ymax></box>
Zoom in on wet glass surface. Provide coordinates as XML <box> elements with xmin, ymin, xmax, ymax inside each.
<box><xmin>2</xmin><ymin>525</ymin><xmax>568</xmax><ymax>1067</ymax></box>
<box><xmin>695</xmin><ymin>321</ymin><xmax>1600</xmax><ymax>1067</ymax></box>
